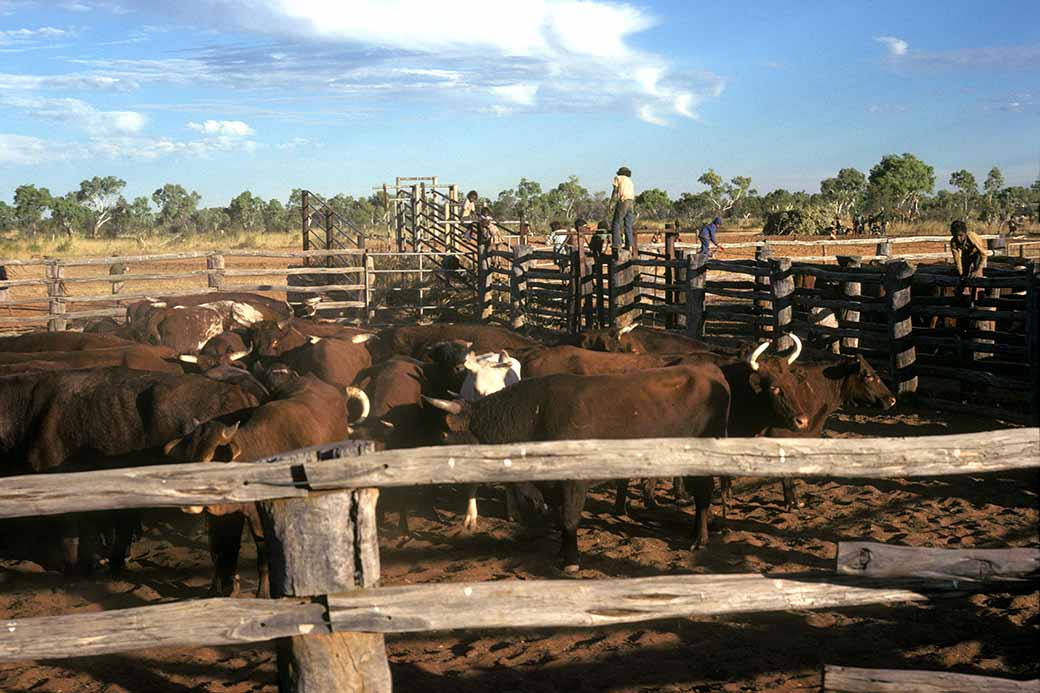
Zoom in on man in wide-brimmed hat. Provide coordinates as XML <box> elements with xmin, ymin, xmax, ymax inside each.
<box><xmin>610</xmin><ymin>166</ymin><xmax>635</xmax><ymax>250</ymax></box>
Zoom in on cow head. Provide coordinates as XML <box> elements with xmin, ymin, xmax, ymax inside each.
<box><xmin>254</xmin><ymin>361</ymin><xmax>299</xmax><ymax>391</ymax></box>
<box><xmin>576</xmin><ymin>325</ymin><xmax>639</xmax><ymax>353</ymax></box>
<box><xmin>420</xmin><ymin>396</ymin><xmax>478</xmax><ymax>444</ymax></box>
<box><xmin>163</xmin><ymin>420</ymin><xmax>242</xmax><ymax>465</ymax></box>
<box><xmin>833</xmin><ymin>354</ymin><xmax>897</xmax><ymax>410</ymax></box>
<box><xmin>252</xmin><ymin>320</ymin><xmax>308</xmax><ymax>358</ymax></box>
<box><xmin>462</xmin><ymin>350</ymin><xmax>521</xmax><ymax>400</ymax></box>
<box><xmin>423</xmin><ymin>339</ymin><xmax>473</xmax><ymax>394</ymax></box>
<box><xmin>744</xmin><ymin>335</ymin><xmax>812</xmax><ymax>432</ymax></box>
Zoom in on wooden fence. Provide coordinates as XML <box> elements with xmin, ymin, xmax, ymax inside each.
<box><xmin>0</xmin><ymin>247</ymin><xmax>476</xmax><ymax>332</ymax></box>
<box><xmin>0</xmin><ymin>429</ymin><xmax>1037</xmax><ymax>691</ymax></box>
<box><xmin>481</xmin><ymin>233</ymin><xmax>1040</xmax><ymax>424</ymax></box>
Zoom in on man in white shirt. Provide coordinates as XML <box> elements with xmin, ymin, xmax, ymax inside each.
<box><xmin>610</xmin><ymin>166</ymin><xmax>635</xmax><ymax>250</ymax></box>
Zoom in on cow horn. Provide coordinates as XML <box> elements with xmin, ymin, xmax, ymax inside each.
<box><xmin>618</xmin><ymin>323</ymin><xmax>636</xmax><ymax>335</ymax></box>
<box><xmin>786</xmin><ymin>333</ymin><xmax>802</xmax><ymax>365</ymax></box>
<box><xmin>381</xmin><ymin>420</ymin><xmax>395</xmax><ymax>430</ymax></box>
<box><xmin>345</xmin><ymin>386</ymin><xmax>370</xmax><ymax>425</ymax></box>
<box><xmin>178</xmin><ymin>354</ymin><xmax>199</xmax><ymax>364</ymax></box>
<box><xmin>422</xmin><ymin>396</ymin><xmax>463</xmax><ymax>415</ymax></box>
<box><xmin>748</xmin><ymin>340</ymin><xmax>771</xmax><ymax>372</ymax></box>
<box><xmin>228</xmin><ymin>344</ymin><xmax>252</xmax><ymax>361</ymax></box>
<box><xmin>308</xmin><ymin>336</ymin><xmax>322</xmax><ymax>345</ymax></box>
<box><xmin>352</xmin><ymin>333</ymin><xmax>375</xmax><ymax>344</ymax></box>
<box><xmin>446</xmin><ymin>390</ymin><xmax>461</xmax><ymax>398</ymax></box>
<box><xmin>221</xmin><ymin>421</ymin><xmax>240</xmax><ymax>442</ymax></box>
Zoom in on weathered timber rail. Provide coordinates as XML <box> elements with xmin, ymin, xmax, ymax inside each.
<box><xmin>1</xmin><ymin>429</ymin><xmax>1035</xmax><ymax>519</ymax></box>
<box><xmin>0</xmin><ymin>429</ymin><xmax>1036</xmax><ymax>689</ymax></box>
<box><xmin>823</xmin><ymin>665</ymin><xmax>1040</xmax><ymax>692</ymax></box>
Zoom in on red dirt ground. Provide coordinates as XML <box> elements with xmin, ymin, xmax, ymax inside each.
<box><xmin>1</xmin><ymin>406</ymin><xmax>1036</xmax><ymax>692</ymax></box>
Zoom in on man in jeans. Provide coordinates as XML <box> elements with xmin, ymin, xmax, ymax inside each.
<box><xmin>610</xmin><ymin>166</ymin><xmax>635</xmax><ymax>249</ymax></box>
<box><xmin>699</xmin><ymin>216</ymin><xmax>725</xmax><ymax>257</ymax></box>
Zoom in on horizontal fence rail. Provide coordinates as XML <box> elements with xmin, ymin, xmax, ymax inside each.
<box><xmin>0</xmin><ymin>573</ymin><xmax>936</xmax><ymax>664</ymax></box>
<box><xmin>0</xmin><ymin>429</ymin><xmax>1035</xmax><ymax>520</ymax></box>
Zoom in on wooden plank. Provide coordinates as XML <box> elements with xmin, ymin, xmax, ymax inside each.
<box><xmin>823</xmin><ymin>665</ymin><xmax>1039</xmax><ymax>692</ymax></box>
<box><xmin>327</xmin><ymin>574</ymin><xmax>928</xmax><ymax>635</ymax></box>
<box><xmin>916</xmin><ymin>364</ymin><xmax>1032</xmax><ymax>390</ymax></box>
<box><xmin>0</xmin><ymin>574</ymin><xmax>932</xmax><ymax>665</ymax></box>
<box><xmin>0</xmin><ymin>430</ymin><xmax>1034</xmax><ymax>519</ymax></box>
<box><xmin>836</xmin><ymin>542</ymin><xmax>1040</xmax><ymax>582</ymax></box>
<box><xmin>0</xmin><ymin>598</ymin><xmax>325</xmax><ymax>663</ymax></box>
<box><xmin>885</xmin><ymin>260</ymin><xmax>917</xmax><ymax>394</ymax></box>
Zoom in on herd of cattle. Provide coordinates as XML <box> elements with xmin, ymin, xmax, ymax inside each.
<box><xmin>0</xmin><ymin>291</ymin><xmax>898</xmax><ymax>597</ymax></box>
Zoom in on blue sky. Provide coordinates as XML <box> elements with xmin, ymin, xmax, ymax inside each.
<box><xmin>1</xmin><ymin>0</ymin><xmax>1038</xmax><ymax>207</ymax></box>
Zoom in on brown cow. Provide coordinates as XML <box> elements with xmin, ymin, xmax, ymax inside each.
<box><xmin>0</xmin><ymin>367</ymin><xmax>260</xmax><ymax>574</ymax></box>
<box><xmin>562</xmin><ymin>324</ymin><xmax>719</xmax><ymax>355</ymax></box>
<box><xmin>422</xmin><ymin>364</ymin><xmax>732</xmax><ymax>572</ymax></box>
<box><xmin>252</xmin><ymin>319</ymin><xmax>374</xmax><ymax>358</ymax></box>
<box><xmin>755</xmin><ymin>354</ymin><xmax>897</xmax><ymax>510</ymax></box>
<box><xmin>162</xmin><ymin>374</ymin><xmax>369</xmax><ymax>596</ymax></box>
<box><xmin>256</xmin><ymin>337</ymin><xmax>372</xmax><ymax>390</ymax></box>
<box><xmin>0</xmin><ymin>345</ymin><xmax>182</xmax><ymax>374</ymax></box>
<box><xmin>0</xmin><ymin>331</ymin><xmax>134</xmax><ymax>352</ymax></box>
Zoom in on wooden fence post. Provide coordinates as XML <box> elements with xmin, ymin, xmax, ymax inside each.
<box><xmin>1026</xmin><ymin>262</ymin><xmax>1039</xmax><ymax>425</ymax></box>
<box><xmin>259</xmin><ymin>442</ymin><xmax>390</xmax><ymax>693</ymax></box>
<box><xmin>769</xmin><ymin>257</ymin><xmax>794</xmax><ymax>354</ymax></box>
<box><xmin>607</xmin><ymin>251</ymin><xmax>618</xmax><ymax>327</ymax></box>
<box><xmin>363</xmin><ymin>251</ymin><xmax>375</xmax><ymax>325</ymax></box>
<box><xmin>207</xmin><ymin>253</ymin><xmax>225</xmax><ymax>291</ymax></box>
<box><xmin>840</xmin><ymin>256</ymin><xmax>862</xmax><ymax>352</ymax></box>
<box><xmin>324</xmin><ymin>209</ymin><xmax>335</xmax><ymax>269</ymax></box>
<box><xmin>45</xmin><ymin>260</ymin><xmax>67</xmax><ymax>332</ymax></box>
<box><xmin>478</xmin><ymin>242</ymin><xmax>492</xmax><ymax>322</ymax></box>
<box><xmin>409</xmin><ymin>185</ymin><xmax>419</xmax><ymax>250</ymax></box>
<box><xmin>664</xmin><ymin>230</ymin><xmax>677</xmax><ymax>329</ymax></box>
<box><xmin>876</xmin><ymin>240</ymin><xmax>892</xmax><ymax>260</ymax></box>
<box><xmin>884</xmin><ymin>259</ymin><xmax>918</xmax><ymax>395</ymax></box>
<box><xmin>510</xmin><ymin>244</ymin><xmax>531</xmax><ymax>329</ymax></box>
<box><xmin>684</xmin><ymin>252</ymin><xmax>706</xmax><ymax>338</ymax></box>
<box><xmin>755</xmin><ymin>245</ymin><xmax>773</xmax><ymax>339</ymax></box>
<box><xmin>674</xmin><ymin>248</ymin><xmax>686</xmax><ymax>331</ymax></box>
<box><xmin>301</xmin><ymin>190</ymin><xmax>311</xmax><ymax>252</ymax></box>
<box><xmin>612</xmin><ymin>248</ymin><xmax>640</xmax><ymax>328</ymax></box>
<box><xmin>448</xmin><ymin>184</ymin><xmax>459</xmax><ymax>254</ymax></box>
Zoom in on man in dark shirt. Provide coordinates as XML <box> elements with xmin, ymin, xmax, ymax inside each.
<box><xmin>698</xmin><ymin>216</ymin><xmax>725</xmax><ymax>257</ymax></box>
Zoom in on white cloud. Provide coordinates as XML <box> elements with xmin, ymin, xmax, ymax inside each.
<box><xmin>490</xmin><ymin>83</ymin><xmax>538</xmax><ymax>106</ymax></box>
<box><xmin>0</xmin><ymin>133</ymin><xmax>64</xmax><ymax>164</ymax></box>
<box><xmin>0</xmin><ymin>72</ymin><xmax>140</xmax><ymax>91</ymax></box>
<box><xmin>637</xmin><ymin>105</ymin><xmax>667</xmax><ymax>126</ymax></box>
<box><xmin>875</xmin><ymin>35</ymin><xmax>909</xmax><ymax>57</ymax></box>
<box><xmin>187</xmin><ymin>119</ymin><xmax>256</xmax><ymax>137</ymax></box>
<box><xmin>113</xmin><ymin>0</ymin><xmax>721</xmax><ymax>125</ymax></box>
<box><xmin>0</xmin><ymin>95</ymin><xmax>146</xmax><ymax>135</ymax></box>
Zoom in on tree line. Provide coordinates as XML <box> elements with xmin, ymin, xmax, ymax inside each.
<box><xmin>1</xmin><ymin>153</ymin><xmax>1037</xmax><ymax>240</ymax></box>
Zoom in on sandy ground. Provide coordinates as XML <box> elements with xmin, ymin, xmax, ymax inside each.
<box><xmin>1</xmin><ymin>406</ymin><xmax>1036</xmax><ymax>692</ymax></box>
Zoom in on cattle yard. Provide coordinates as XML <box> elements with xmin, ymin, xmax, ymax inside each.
<box><xmin>0</xmin><ymin>191</ymin><xmax>1038</xmax><ymax>692</ymax></box>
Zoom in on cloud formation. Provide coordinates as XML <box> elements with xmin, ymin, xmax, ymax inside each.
<box><xmin>112</xmin><ymin>0</ymin><xmax>723</xmax><ymax>125</ymax></box>
<box><xmin>187</xmin><ymin>119</ymin><xmax>256</xmax><ymax>137</ymax></box>
<box><xmin>875</xmin><ymin>35</ymin><xmax>908</xmax><ymax>57</ymax></box>
<box><xmin>1</xmin><ymin>95</ymin><xmax>146</xmax><ymax>135</ymax></box>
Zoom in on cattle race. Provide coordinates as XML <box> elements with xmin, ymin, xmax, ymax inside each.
<box><xmin>2</xmin><ymin>3</ymin><xmax>1040</xmax><ymax>691</ymax></box>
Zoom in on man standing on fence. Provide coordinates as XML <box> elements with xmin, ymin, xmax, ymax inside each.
<box><xmin>698</xmin><ymin>216</ymin><xmax>725</xmax><ymax>257</ymax></box>
<box><xmin>610</xmin><ymin>166</ymin><xmax>636</xmax><ymax>250</ymax></box>
<box><xmin>949</xmin><ymin>219</ymin><xmax>987</xmax><ymax>304</ymax></box>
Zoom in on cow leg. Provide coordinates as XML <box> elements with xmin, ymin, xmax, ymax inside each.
<box><xmin>243</xmin><ymin>505</ymin><xmax>269</xmax><ymax>599</ymax></box>
<box><xmin>207</xmin><ymin>511</ymin><xmax>245</xmax><ymax>597</ymax></box>
<box><xmin>463</xmin><ymin>483</ymin><xmax>479</xmax><ymax>530</ymax></box>
<box><xmin>61</xmin><ymin>514</ymin><xmax>100</xmax><ymax>577</ymax></box>
<box><xmin>687</xmin><ymin>476</ymin><xmax>715</xmax><ymax>550</ymax></box>
<box><xmin>108</xmin><ymin>511</ymin><xmax>140</xmax><ymax>575</ymax></box>
<box><xmin>613</xmin><ymin>479</ymin><xmax>631</xmax><ymax>515</ymax></box>
<box><xmin>673</xmin><ymin>476</ymin><xmax>689</xmax><ymax>502</ymax></box>
<box><xmin>558</xmin><ymin>481</ymin><xmax>590</xmax><ymax>573</ymax></box>
<box><xmin>59</xmin><ymin>516</ymin><xmax>81</xmax><ymax>577</ymax></box>
<box><xmin>782</xmin><ymin>478</ymin><xmax>802</xmax><ymax>511</ymax></box>
<box><xmin>640</xmin><ymin>478</ymin><xmax>659</xmax><ymax>509</ymax></box>
<box><xmin>718</xmin><ymin>475</ymin><xmax>733</xmax><ymax>520</ymax></box>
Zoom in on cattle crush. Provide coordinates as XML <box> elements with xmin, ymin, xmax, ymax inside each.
<box><xmin>0</xmin><ymin>180</ymin><xmax>1038</xmax><ymax>691</ymax></box>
